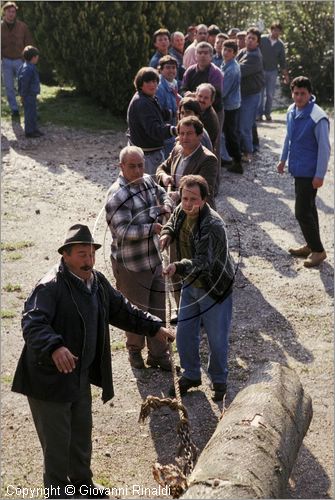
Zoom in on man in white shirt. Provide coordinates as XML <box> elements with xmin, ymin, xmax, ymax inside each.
<box><xmin>183</xmin><ymin>24</ymin><xmax>208</xmax><ymax>69</ymax></box>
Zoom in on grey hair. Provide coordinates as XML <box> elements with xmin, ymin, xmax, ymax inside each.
<box><xmin>196</xmin><ymin>24</ymin><xmax>208</xmax><ymax>32</ymax></box>
<box><xmin>171</xmin><ymin>31</ymin><xmax>184</xmax><ymax>42</ymax></box>
<box><xmin>196</xmin><ymin>41</ymin><xmax>213</xmax><ymax>56</ymax></box>
<box><xmin>196</xmin><ymin>82</ymin><xmax>216</xmax><ymax>100</ymax></box>
<box><xmin>119</xmin><ymin>145</ymin><xmax>144</xmax><ymax>164</ymax></box>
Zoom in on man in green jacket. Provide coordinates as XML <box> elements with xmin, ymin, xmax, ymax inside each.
<box><xmin>160</xmin><ymin>175</ymin><xmax>235</xmax><ymax>401</ymax></box>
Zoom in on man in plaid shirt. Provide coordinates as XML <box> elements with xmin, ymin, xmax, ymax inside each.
<box><xmin>105</xmin><ymin>145</ymin><xmax>174</xmax><ymax>370</ymax></box>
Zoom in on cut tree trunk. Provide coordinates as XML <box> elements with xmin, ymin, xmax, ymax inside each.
<box><xmin>181</xmin><ymin>361</ymin><xmax>313</xmax><ymax>499</ymax></box>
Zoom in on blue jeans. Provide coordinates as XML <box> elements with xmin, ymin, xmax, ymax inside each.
<box><xmin>144</xmin><ymin>149</ymin><xmax>165</xmax><ymax>178</ymax></box>
<box><xmin>2</xmin><ymin>57</ymin><xmax>22</xmax><ymax>112</ymax></box>
<box><xmin>24</xmin><ymin>95</ymin><xmax>38</xmax><ymax>134</ymax></box>
<box><xmin>164</xmin><ymin>136</ymin><xmax>176</xmax><ymax>159</ymax></box>
<box><xmin>239</xmin><ymin>92</ymin><xmax>261</xmax><ymax>154</ymax></box>
<box><xmin>220</xmin><ymin>132</ymin><xmax>232</xmax><ymax>161</ymax></box>
<box><xmin>258</xmin><ymin>70</ymin><xmax>277</xmax><ymax>116</ymax></box>
<box><xmin>176</xmin><ymin>285</ymin><xmax>233</xmax><ymax>384</ymax></box>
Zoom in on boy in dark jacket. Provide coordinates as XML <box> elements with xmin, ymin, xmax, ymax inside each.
<box><xmin>18</xmin><ymin>45</ymin><xmax>43</xmax><ymax>138</ymax></box>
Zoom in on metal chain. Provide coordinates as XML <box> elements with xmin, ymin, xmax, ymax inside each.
<box><xmin>162</xmin><ymin>249</ymin><xmax>196</xmax><ymax>476</ymax></box>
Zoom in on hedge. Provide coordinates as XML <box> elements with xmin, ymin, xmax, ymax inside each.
<box><xmin>19</xmin><ymin>1</ymin><xmax>333</xmax><ymax>115</ymax></box>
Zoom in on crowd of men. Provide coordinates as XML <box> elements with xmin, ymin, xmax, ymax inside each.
<box><xmin>127</xmin><ymin>21</ymin><xmax>289</xmax><ymax>180</ymax></box>
<box><xmin>6</xmin><ymin>11</ymin><xmax>331</xmax><ymax>500</ymax></box>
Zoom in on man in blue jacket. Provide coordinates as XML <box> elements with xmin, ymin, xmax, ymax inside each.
<box><xmin>277</xmin><ymin>76</ymin><xmax>330</xmax><ymax>268</ymax></box>
<box><xmin>149</xmin><ymin>28</ymin><xmax>170</xmax><ymax>69</ymax></box>
<box><xmin>221</xmin><ymin>39</ymin><xmax>242</xmax><ymax>174</ymax></box>
<box><xmin>12</xmin><ymin>224</ymin><xmax>174</xmax><ymax>498</ymax></box>
<box><xmin>156</xmin><ymin>55</ymin><xmax>181</xmax><ymax>157</ymax></box>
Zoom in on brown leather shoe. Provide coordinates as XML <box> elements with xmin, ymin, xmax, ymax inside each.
<box><xmin>147</xmin><ymin>355</ymin><xmax>172</xmax><ymax>371</ymax></box>
<box><xmin>288</xmin><ymin>245</ymin><xmax>311</xmax><ymax>258</ymax></box>
<box><xmin>128</xmin><ymin>351</ymin><xmax>145</xmax><ymax>369</ymax></box>
<box><xmin>303</xmin><ymin>251</ymin><xmax>327</xmax><ymax>268</ymax></box>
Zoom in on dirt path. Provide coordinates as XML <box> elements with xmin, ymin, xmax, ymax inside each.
<box><xmin>1</xmin><ymin>114</ymin><xmax>333</xmax><ymax>499</ymax></box>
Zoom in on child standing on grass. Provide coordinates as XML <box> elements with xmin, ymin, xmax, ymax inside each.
<box><xmin>18</xmin><ymin>45</ymin><xmax>43</xmax><ymax>138</ymax></box>
<box><xmin>277</xmin><ymin>76</ymin><xmax>330</xmax><ymax>268</ymax></box>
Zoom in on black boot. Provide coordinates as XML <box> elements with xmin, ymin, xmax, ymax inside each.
<box><xmin>227</xmin><ymin>161</ymin><xmax>243</xmax><ymax>174</ymax></box>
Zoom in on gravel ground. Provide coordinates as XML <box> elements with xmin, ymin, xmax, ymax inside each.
<box><xmin>1</xmin><ymin>111</ymin><xmax>333</xmax><ymax>499</ymax></box>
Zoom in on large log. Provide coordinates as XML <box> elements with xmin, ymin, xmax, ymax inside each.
<box><xmin>181</xmin><ymin>362</ymin><xmax>312</xmax><ymax>499</ymax></box>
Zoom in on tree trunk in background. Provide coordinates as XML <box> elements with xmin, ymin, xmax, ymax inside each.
<box><xmin>182</xmin><ymin>362</ymin><xmax>313</xmax><ymax>499</ymax></box>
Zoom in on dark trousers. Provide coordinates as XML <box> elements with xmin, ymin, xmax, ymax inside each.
<box><xmin>215</xmin><ymin>109</ymin><xmax>224</xmax><ymax>194</ymax></box>
<box><xmin>294</xmin><ymin>177</ymin><xmax>324</xmax><ymax>252</ymax></box>
<box><xmin>23</xmin><ymin>94</ymin><xmax>38</xmax><ymax>134</ymax></box>
<box><xmin>111</xmin><ymin>258</ymin><xmax>169</xmax><ymax>359</ymax></box>
<box><xmin>28</xmin><ymin>383</ymin><xmax>93</xmax><ymax>499</ymax></box>
<box><xmin>252</xmin><ymin>123</ymin><xmax>259</xmax><ymax>148</ymax></box>
<box><xmin>223</xmin><ymin>108</ymin><xmax>241</xmax><ymax>162</ymax></box>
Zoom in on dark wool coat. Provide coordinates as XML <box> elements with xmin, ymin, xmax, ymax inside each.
<box><xmin>12</xmin><ymin>262</ymin><xmax>162</xmax><ymax>403</ymax></box>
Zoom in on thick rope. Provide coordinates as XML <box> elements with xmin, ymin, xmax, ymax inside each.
<box><xmin>162</xmin><ymin>249</ymin><xmax>184</xmax><ymax>418</ymax></box>
<box><xmin>161</xmin><ymin>188</ymin><xmax>183</xmax><ymax>414</ymax></box>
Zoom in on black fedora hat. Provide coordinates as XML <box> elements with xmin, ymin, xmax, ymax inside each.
<box><xmin>58</xmin><ymin>224</ymin><xmax>102</xmax><ymax>254</ymax></box>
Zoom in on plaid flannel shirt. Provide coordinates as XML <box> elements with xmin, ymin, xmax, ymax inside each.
<box><xmin>105</xmin><ymin>174</ymin><xmax>173</xmax><ymax>272</ymax></box>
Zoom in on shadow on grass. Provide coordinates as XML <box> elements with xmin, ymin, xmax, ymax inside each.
<box><xmin>1</xmin><ymin>84</ymin><xmax>126</xmax><ymax>132</ymax></box>
<box><xmin>38</xmin><ymin>86</ymin><xmax>125</xmax><ymax>131</ymax></box>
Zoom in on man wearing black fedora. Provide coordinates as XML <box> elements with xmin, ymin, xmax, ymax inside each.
<box><xmin>12</xmin><ymin>223</ymin><xmax>174</xmax><ymax>499</ymax></box>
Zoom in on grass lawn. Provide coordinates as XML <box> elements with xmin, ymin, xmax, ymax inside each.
<box><xmin>1</xmin><ymin>84</ymin><xmax>126</xmax><ymax>132</ymax></box>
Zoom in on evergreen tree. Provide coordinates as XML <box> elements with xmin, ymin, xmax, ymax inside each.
<box><xmin>19</xmin><ymin>1</ymin><xmax>333</xmax><ymax>114</ymax></box>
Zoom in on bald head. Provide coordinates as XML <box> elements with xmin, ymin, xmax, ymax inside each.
<box><xmin>119</xmin><ymin>145</ymin><xmax>144</xmax><ymax>165</ymax></box>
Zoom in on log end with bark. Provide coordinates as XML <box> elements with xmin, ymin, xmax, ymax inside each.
<box><xmin>181</xmin><ymin>361</ymin><xmax>313</xmax><ymax>499</ymax></box>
